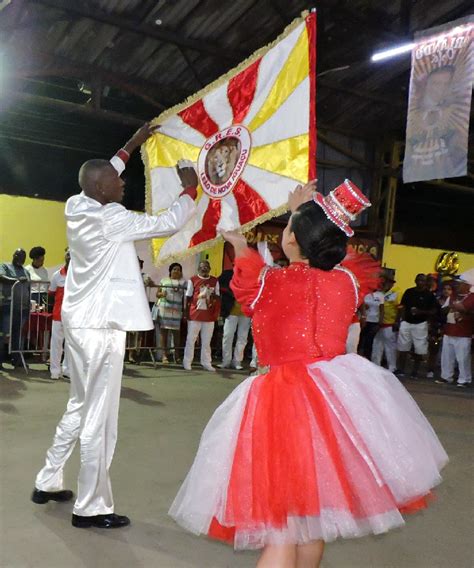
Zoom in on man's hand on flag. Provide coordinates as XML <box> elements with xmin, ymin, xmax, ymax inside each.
<box><xmin>177</xmin><ymin>160</ymin><xmax>199</xmax><ymax>200</ymax></box>
<box><xmin>288</xmin><ymin>179</ymin><xmax>317</xmax><ymax>213</ymax></box>
<box><xmin>124</xmin><ymin>122</ymin><xmax>161</xmax><ymax>154</ymax></box>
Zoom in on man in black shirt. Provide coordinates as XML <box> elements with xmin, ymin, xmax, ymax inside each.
<box><xmin>396</xmin><ymin>273</ymin><xmax>437</xmax><ymax>379</ymax></box>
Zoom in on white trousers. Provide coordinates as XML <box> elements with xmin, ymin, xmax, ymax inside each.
<box><xmin>183</xmin><ymin>321</ymin><xmax>215</xmax><ymax>368</ymax></box>
<box><xmin>35</xmin><ymin>328</ymin><xmax>126</xmax><ymax>516</ymax></box>
<box><xmin>441</xmin><ymin>335</ymin><xmax>472</xmax><ymax>384</ymax></box>
<box><xmin>250</xmin><ymin>342</ymin><xmax>257</xmax><ymax>368</ymax></box>
<box><xmin>49</xmin><ymin>320</ymin><xmax>69</xmax><ymax>377</ymax></box>
<box><xmin>346</xmin><ymin>322</ymin><xmax>361</xmax><ymax>354</ymax></box>
<box><xmin>221</xmin><ymin>315</ymin><xmax>251</xmax><ymax>365</ymax></box>
<box><xmin>371</xmin><ymin>326</ymin><xmax>397</xmax><ymax>372</ymax></box>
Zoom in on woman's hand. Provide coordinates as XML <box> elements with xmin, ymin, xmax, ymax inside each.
<box><xmin>220</xmin><ymin>230</ymin><xmax>248</xmax><ymax>257</ymax></box>
<box><xmin>288</xmin><ymin>179</ymin><xmax>317</xmax><ymax>213</ymax></box>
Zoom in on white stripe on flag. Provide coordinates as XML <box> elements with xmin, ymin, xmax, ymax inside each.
<box><xmin>241</xmin><ymin>164</ymin><xmax>297</xmax><ymax>209</ymax></box>
<box><xmin>150</xmin><ymin>167</ymin><xmax>184</xmax><ymax>211</ymax></box>
<box><xmin>251</xmin><ymin>76</ymin><xmax>309</xmax><ymax>147</ymax></box>
<box><xmin>160</xmin><ymin>115</ymin><xmax>207</xmax><ymax>147</ymax></box>
<box><xmin>203</xmin><ymin>82</ymin><xmax>234</xmax><ymax>131</ymax></box>
<box><xmin>216</xmin><ymin>193</ymin><xmax>240</xmax><ymax>232</ymax></box>
<box><xmin>157</xmin><ymin>194</ymin><xmax>211</xmax><ymax>261</ymax></box>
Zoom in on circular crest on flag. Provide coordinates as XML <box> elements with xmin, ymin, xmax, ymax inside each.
<box><xmin>197</xmin><ymin>125</ymin><xmax>252</xmax><ymax>199</ymax></box>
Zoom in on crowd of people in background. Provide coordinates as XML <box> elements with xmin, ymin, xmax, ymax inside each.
<box><xmin>355</xmin><ymin>268</ymin><xmax>474</xmax><ymax>388</ymax></box>
<box><xmin>0</xmin><ymin>244</ymin><xmax>472</xmax><ymax>386</ymax></box>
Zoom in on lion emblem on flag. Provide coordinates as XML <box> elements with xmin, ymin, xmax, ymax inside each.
<box><xmin>206</xmin><ymin>138</ymin><xmax>241</xmax><ymax>185</ymax></box>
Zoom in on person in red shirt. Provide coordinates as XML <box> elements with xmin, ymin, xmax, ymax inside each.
<box><xmin>437</xmin><ymin>268</ymin><xmax>474</xmax><ymax>388</ymax></box>
<box><xmin>183</xmin><ymin>260</ymin><xmax>220</xmax><ymax>372</ymax></box>
<box><xmin>48</xmin><ymin>249</ymin><xmax>70</xmax><ymax>379</ymax></box>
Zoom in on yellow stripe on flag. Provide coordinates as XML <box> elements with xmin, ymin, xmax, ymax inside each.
<box><xmin>248</xmin><ymin>134</ymin><xmax>308</xmax><ymax>182</ymax></box>
<box><xmin>247</xmin><ymin>26</ymin><xmax>309</xmax><ymax>132</ymax></box>
<box><xmin>146</xmin><ymin>133</ymin><xmax>201</xmax><ymax>169</ymax></box>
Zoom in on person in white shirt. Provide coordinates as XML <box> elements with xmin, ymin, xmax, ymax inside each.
<box><xmin>48</xmin><ymin>249</ymin><xmax>70</xmax><ymax>380</ymax></box>
<box><xmin>32</xmin><ymin>123</ymin><xmax>198</xmax><ymax>529</ymax></box>
<box><xmin>25</xmin><ymin>246</ymin><xmax>49</xmax><ymax>306</ymax></box>
<box><xmin>359</xmin><ymin>289</ymin><xmax>384</xmax><ymax>359</ymax></box>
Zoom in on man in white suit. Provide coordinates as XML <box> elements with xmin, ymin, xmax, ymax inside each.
<box><xmin>32</xmin><ymin>124</ymin><xmax>198</xmax><ymax>529</ymax></box>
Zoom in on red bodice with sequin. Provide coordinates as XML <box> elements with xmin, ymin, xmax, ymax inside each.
<box><xmin>231</xmin><ymin>250</ymin><xmax>357</xmax><ymax>366</ymax></box>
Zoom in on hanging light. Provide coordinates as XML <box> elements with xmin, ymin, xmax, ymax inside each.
<box><xmin>371</xmin><ymin>42</ymin><xmax>415</xmax><ymax>62</ymax></box>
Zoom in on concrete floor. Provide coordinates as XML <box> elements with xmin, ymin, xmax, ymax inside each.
<box><xmin>0</xmin><ymin>361</ymin><xmax>472</xmax><ymax>568</ymax></box>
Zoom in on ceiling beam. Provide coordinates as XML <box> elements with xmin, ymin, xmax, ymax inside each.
<box><xmin>318</xmin><ymin>131</ymin><xmax>374</xmax><ymax>168</ymax></box>
<box><xmin>13</xmin><ymin>50</ymin><xmax>191</xmax><ymax>108</ymax></box>
<box><xmin>5</xmin><ymin>90</ymin><xmax>144</xmax><ymax>127</ymax></box>
<box><xmin>318</xmin><ymin>78</ymin><xmax>406</xmax><ymax>108</ymax></box>
<box><xmin>28</xmin><ymin>0</ymin><xmax>245</xmax><ymax>60</ymax></box>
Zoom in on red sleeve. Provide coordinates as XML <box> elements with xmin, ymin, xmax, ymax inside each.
<box><xmin>341</xmin><ymin>251</ymin><xmax>381</xmax><ymax>308</ymax></box>
<box><xmin>463</xmin><ymin>294</ymin><xmax>474</xmax><ymax>312</ymax></box>
<box><xmin>230</xmin><ymin>249</ymin><xmax>266</xmax><ymax>317</ymax></box>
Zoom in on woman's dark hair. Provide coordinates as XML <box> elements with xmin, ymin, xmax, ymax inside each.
<box><xmin>169</xmin><ymin>262</ymin><xmax>183</xmax><ymax>276</ymax></box>
<box><xmin>290</xmin><ymin>201</ymin><xmax>348</xmax><ymax>270</ymax></box>
<box><xmin>29</xmin><ymin>246</ymin><xmax>46</xmax><ymax>260</ymax></box>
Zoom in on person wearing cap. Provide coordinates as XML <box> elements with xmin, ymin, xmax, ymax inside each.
<box><xmin>436</xmin><ymin>269</ymin><xmax>474</xmax><ymax>388</ymax></box>
<box><xmin>169</xmin><ymin>180</ymin><xmax>447</xmax><ymax>567</ymax></box>
<box><xmin>32</xmin><ymin>123</ymin><xmax>198</xmax><ymax>530</ymax></box>
<box><xmin>371</xmin><ymin>268</ymin><xmax>398</xmax><ymax>373</ymax></box>
<box><xmin>396</xmin><ymin>274</ymin><xmax>438</xmax><ymax>379</ymax></box>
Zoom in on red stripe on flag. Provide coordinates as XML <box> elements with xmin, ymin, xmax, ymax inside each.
<box><xmin>190</xmin><ymin>199</ymin><xmax>222</xmax><ymax>247</ymax></box>
<box><xmin>227</xmin><ymin>58</ymin><xmax>262</xmax><ymax>125</ymax></box>
<box><xmin>306</xmin><ymin>12</ymin><xmax>317</xmax><ymax>180</ymax></box>
<box><xmin>233</xmin><ymin>179</ymin><xmax>270</xmax><ymax>225</ymax></box>
<box><xmin>178</xmin><ymin>99</ymin><xmax>219</xmax><ymax>138</ymax></box>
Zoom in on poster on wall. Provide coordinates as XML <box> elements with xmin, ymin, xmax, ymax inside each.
<box><xmin>142</xmin><ymin>12</ymin><xmax>316</xmax><ymax>266</ymax></box>
<box><xmin>403</xmin><ymin>15</ymin><xmax>474</xmax><ymax>183</ymax></box>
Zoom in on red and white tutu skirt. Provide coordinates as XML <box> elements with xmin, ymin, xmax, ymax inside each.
<box><xmin>169</xmin><ymin>354</ymin><xmax>448</xmax><ymax>550</ymax></box>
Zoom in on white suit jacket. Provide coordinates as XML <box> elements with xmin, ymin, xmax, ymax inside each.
<box><xmin>62</xmin><ymin>193</ymin><xmax>196</xmax><ymax>331</ymax></box>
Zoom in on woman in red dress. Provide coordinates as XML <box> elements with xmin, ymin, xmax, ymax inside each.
<box><xmin>169</xmin><ymin>181</ymin><xmax>448</xmax><ymax>568</ymax></box>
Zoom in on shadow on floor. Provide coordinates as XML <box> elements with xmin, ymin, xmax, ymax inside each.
<box><xmin>120</xmin><ymin>386</ymin><xmax>165</xmax><ymax>407</ymax></box>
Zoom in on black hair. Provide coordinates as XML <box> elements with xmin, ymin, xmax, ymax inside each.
<box><xmin>29</xmin><ymin>246</ymin><xmax>46</xmax><ymax>259</ymax></box>
<box><xmin>169</xmin><ymin>262</ymin><xmax>183</xmax><ymax>275</ymax></box>
<box><xmin>290</xmin><ymin>201</ymin><xmax>348</xmax><ymax>270</ymax></box>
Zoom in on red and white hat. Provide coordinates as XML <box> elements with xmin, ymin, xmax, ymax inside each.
<box><xmin>313</xmin><ymin>179</ymin><xmax>371</xmax><ymax>237</ymax></box>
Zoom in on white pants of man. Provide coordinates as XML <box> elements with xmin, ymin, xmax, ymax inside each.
<box><xmin>441</xmin><ymin>335</ymin><xmax>472</xmax><ymax>385</ymax></box>
<box><xmin>222</xmin><ymin>315</ymin><xmax>251</xmax><ymax>366</ymax></box>
<box><xmin>397</xmin><ymin>321</ymin><xmax>428</xmax><ymax>355</ymax></box>
<box><xmin>346</xmin><ymin>322</ymin><xmax>361</xmax><ymax>354</ymax></box>
<box><xmin>35</xmin><ymin>328</ymin><xmax>126</xmax><ymax>516</ymax></box>
<box><xmin>372</xmin><ymin>326</ymin><xmax>397</xmax><ymax>372</ymax></box>
<box><xmin>183</xmin><ymin>320</ymin><xmax>215</xmax><ymax>368</ymax></box>
<box><xmin>50</xmin><ymin>320</ymin><xmax>69</xmax><ymax>378</ymax></box>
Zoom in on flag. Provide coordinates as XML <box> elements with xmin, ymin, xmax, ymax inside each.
<box><xmin>142</xmin><ymin>11</ymin><xmax>316</xmax><ymax>265</ymax></box>
<box><xmin>403</xmin><ymin>16</ymin><xmax>474</xmax><ymax>183</ymax></box>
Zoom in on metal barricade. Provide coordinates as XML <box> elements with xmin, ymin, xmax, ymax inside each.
<box><xmin>7</xmin><ymin>279</ymin><xmax>52</xmax><ymax>373</ymax></box>
<box><xmin>4</xmin><ymin>280</ymin><xmax>194</xmax><ymax>372</ymax></box>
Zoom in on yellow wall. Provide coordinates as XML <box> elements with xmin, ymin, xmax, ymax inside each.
<box><xmin>0</xmin><ymin>195</ymin><xmax>68</xmax><ymax>267</ymax></box>
<box><xmin>382</xmin><ymin>237</ymin><xmax>474</xmax><ymax>293</ymax></box>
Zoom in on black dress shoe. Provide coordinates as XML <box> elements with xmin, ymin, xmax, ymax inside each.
<box><xmin>71</xmin><ymin>513</ymin><xmax>131</xmax><ymax>529</ymax></box>
<box><xmin>32</xmin><ymin>488</ymin><xmax>74</xmax><ymax>504</ymax></box>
